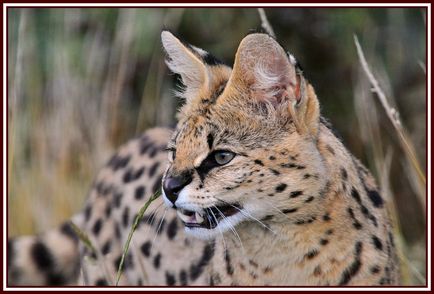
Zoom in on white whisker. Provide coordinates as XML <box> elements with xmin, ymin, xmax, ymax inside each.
<box><xmin>208</xmin><ymin>208</ymin><xmax>227</xmax><ymax>252</ymax></box>
<box><xmin>214</xmin><ymin>197</ymin><xmax>277</xmax><ymax>235</ymax></box>
<box><xmin>151</xmin><ymin>207</ymin><xmax>168</xmax><ymax>251</ymax></box>
<box><xmin>260</xmin><ymin>198</ymin><xmax>293</xmax><ymax>219</ymax></box>
<box><xmin>212</xmin><ymin>205</ymin><xmax>246</xmax><ymax>255</ymax></box>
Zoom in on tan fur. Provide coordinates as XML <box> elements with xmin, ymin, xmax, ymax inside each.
<box><xmin>8</xmin><ymin>32</ymin><xmax>399</xmax><ymax>287</ymax></box>
<box><xmin>161</xmin><ymin>32</ymin><xmax>399</xmax><ymax>286</ymax></box>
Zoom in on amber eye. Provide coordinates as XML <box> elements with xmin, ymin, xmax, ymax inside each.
<box><xmin>214</xmin><ymin>150</ymin><xmax>235</xmax><ymax>165</ymax></box>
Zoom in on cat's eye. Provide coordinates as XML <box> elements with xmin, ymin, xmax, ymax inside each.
<box><xmin>214</xmin><ymin>150</ymin><xmax>235</xmax><ymax>165</ymax></box>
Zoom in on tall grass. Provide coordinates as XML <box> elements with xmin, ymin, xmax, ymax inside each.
<box><xmin>7</xmin><ymin>8</ymin><xmax>426</xmax><ymax>285</ymax></box>
<box><xmin>7</xmin><ymin>8</ymin><xmax>178</xmax><ymax>235</ymax></box>
<box><xmin>353</xmin><ymin>36</ymin><xmax>426</xmax><ymax>285</ymax></box>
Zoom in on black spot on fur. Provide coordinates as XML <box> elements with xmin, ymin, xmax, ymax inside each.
<box><xmin>353</xmin><ymin>222</ymin><xmax>362</xmax><ymax>230</ymax></box>
<box><xmin>140</xmin><ymin>141</ymin><xmax>154</xmax><ymax>155</ymax></box>
<box><xmin>275</xmin><ymin>183</ymin><xmax>287</xmax><ymax>193</ymax></box>
<box><xmin>305</xmin><ymin>249</ymin><xmax>319</xmax><ymax>259</ymax></box>
<box><xmin>282</xmin><ymin>208</ymin><xmax>298</xmax><ymax>214</ymax></box>
<box><xmin>305</xmin><ymin>196</ymin><xmax>315</xmax><ymax>203</ymax></box>
<box><xmin>254</xmin><ymin>159</ymin><xmax>264</xmax><ymax>166</ymax></box>
<box><xmin>92</xmin><ymin>219</ymin><xmax>103</xmax><ymax>236</ymax></box>
<box><xmin>101</xmin><ymin>241</ymin><xmax>111</xmax><ymax>255</ymax></box>
<box><xmin>367</xmin><ymin>189</ymin><xmax>384</xmax><ymax>208</ymax></box>
<box><xmin>153</xmin><ymin>253</ymin><xmax>161</xmax><ymax>269</ymax></box>
<box><xmin>149</xmin><ymin>147</ymin><xmax>159</xmax><ymax>158</ymax></box>
<box><xmin>372</xmin><ymin>235</ymin><xmax>383</xmax><ymax>251</ymax></box>
<box><xmin>360</xmin><ymin>204</ymin><xmax>378</xmax><ymax>227</ymax></box>
<box><xmin>269</xmin><ymin>156</ymin><xmax>276</xmax><ymax>160</ymax></box>
<box><xmin>341</xmin><ymin>168</ymin><xmax>348</xmax><ymax>180</ymax></box>
<box><xmin>142</xmin><ymin>212</ymin><xmax>157</xmax><ymax>226</ymax></box>
<box><xmin>114</xmin><ymin>255</ymin><xmax>122</xmax><ymax>270</ymax></box>
<box><xmin>290</xmin><ymin>190</ymin><xmax>303</xmax><ymax>198</ymax></box>
<box><xmin>370</xmin><ymin>265</ymin><xmax>381</xmax><ymax>274</ymax></box>
<box><xmin>320</xmin><ymin>239</ymin><xmax>329</xmax><ymax>246</ymax></box>
<box><xmin>210</xmin><ymin>272</ymin><xmax>222</xmax><ymax>286</ymax></box>
<box><xmin>249</xmin><ymin>260</ymin><xmax>258</xmax><ymax>268</ymax></box>
<box><xmin>134</xmin><ymin>167</ymin><xmax>145</xmax><ymax>180</ymax></box>
<box><xmin>60</xmin><ymin>222</ymin><xmax>78</xmax><ymax>242</ymax></box>
<box><xmin>339</xmin><ymin>242</ymin><xmax>363</xmax><ymax>285</ymax></box>
<box><xmin>347</xmin><ymin>207</ymin><xmax>363</xmax><ymax>230</ymax></box>
<box><xmin>326</xmin><ymin>145</ymin><xmax>335</xmax><ymax>155</ymax></box>
<box><xmin>105</xmin><ymin>204</ymin><xmax>112</xmax><ymax>218</ymax></box>
<box><xmin>262</xmin><ymin>215</ymin><xmax>274</xmax><ymax>221</ymax></box>
<box><xmin>123</xmin><ymin>169</ymin><xmax>133</xmax><ymax>183</ymax></box>
<box><xmin>108</xmin><ymin>154</ymin><xmax>131</xmax><ymax>171</ymax></box>
<box><xmin>114</xmin><ymin>193</ymin><xmax>122</xmax><ymax>208</ymax></box>
<box><xmin>122</xmin><ymin>207</ymin><xmax>130</xmax><ymax>228</ymax></box>
<box><xmin>135</xmin><ymin>186</ymin><xmax>146</xmax><ymax>200</ymax></box>
<box><xmin>322</xmin><ymin>213</ymin><xmax>331</xmax><ymax>221</ymax></box>
<box><xmin>165</xmin><ymin>271</ymin><xmax>176</xmax><ymax>286</ymax></box>
<box><xmin>96</xmin><ymin>181</ymin><xmax>111</xmax><ymax>196</ymax></box>
<box><xmin>167</xmin><ymin>218</ymin><xmax>178</xmax><ymax>240</ymax></box>
<box><xmin>96</xmin><ymin>278</ymin><xmax>108</xmax><ymax>286</ymax></box>
<box><xmin>325</xmin><ymin>229</ymin><xmax>334</xmax><ymax>235</ymax></box>
<box><xmin>31</xmin><ymin>242</ymin><xmax>53</xmax><ymax>270</ymax></box>
<box><xmin>179</xmin><ymin>270</ymin><xmax>188</xmax><ymax>285</ymax></box>
<box><xmin>207</xmin><ymin>133</ymin><xmax>214</xmax><ymax>149</ymax></box>
<box><xmin>190</xmin><ymin>243</ymin><xmax>215</xmax><ymax>281</ymax></box>
<box><xmin>280</xmin><ymin>163</ymin><xmax>296</xmax><ymax>168</ymax></box>
<box><xmin>269</xmin><ymin>168</ymin><xmax>280</xmax><ymax>175</ymax></box>
<box><xmin>351</xmin><ymin>187</ymin><xmax>362</xmax><ymax>204</ymax></box>
<box><xmin>155</xmin><ymin>218</ymin><xmax>166</xmax><ymax>235</ymax></box>
<box><xmin>141</xmin><ymin>241</ymin><xmax>151</xmax><ymax>257</ymax></box>
<box><xmin>84</xmin><ymin>205</ymin><xmax>92</xmax><ymax>222</ymax></box>
<box><xmin>149</xmin><ymin>162</ymin><xmax>160</xmax><ymax>178</ymax></box>
<box><xmin>307</xmin><ymin>216</ymin><xmax>316</xmax><ymax>223</ymax></box>
<box><xmin>224</xmin><ymin>249</ymin><xmax>234</xmax><ymax>276</ymax></box>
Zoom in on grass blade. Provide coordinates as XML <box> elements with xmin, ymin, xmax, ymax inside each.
<box><xmin>69</xmin><ymin>221</ymin><xmax>97</xmax><ymax>256</ymax></box>
<box><xmin>115</xmin><ymin>189</ymin><xmax>162</xmax><ymax>286</ymax></box>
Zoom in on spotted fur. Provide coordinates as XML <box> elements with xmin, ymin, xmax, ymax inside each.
<box><xmin>7</xmin><ymin>31</ymin><xmax>399</xmax><ymax>286</ymax></box>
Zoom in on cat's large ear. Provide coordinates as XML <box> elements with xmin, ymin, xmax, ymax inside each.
<box><xmin>224</xmin><ymin>33</ymin><xmax>320</xmax><ymax>137</ymax></box>
<box><xmin>161</xmin><ymin>31</ymin><xmax>209</xmax><ymax>100</ymax></box>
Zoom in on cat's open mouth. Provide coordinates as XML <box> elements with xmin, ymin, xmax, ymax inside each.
<box><xmin>177</xmin><ymin>203</ymin><xmax>242</xmax><ymax>229</ymax></box>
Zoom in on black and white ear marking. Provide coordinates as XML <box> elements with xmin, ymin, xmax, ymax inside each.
<box><xmin>287</xmin><ymin>52</ymin><xmax>303</xmax><ymax>73</ymax></box>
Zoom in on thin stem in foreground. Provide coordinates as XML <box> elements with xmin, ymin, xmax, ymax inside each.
<box><xmin>354</xmin><ymin>35</ymin><xmax>426</xmax><ymax>202</ymax></box>
<box><xmin>115</xmin><ymin>190</ymin><xmax>161</xmax><ymax>286</ymax></box>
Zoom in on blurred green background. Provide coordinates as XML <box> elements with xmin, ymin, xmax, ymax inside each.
<box><xmin>7</xmin><ymin>8</ymin><xmax>426</xmax><ymax>285</ymax></box>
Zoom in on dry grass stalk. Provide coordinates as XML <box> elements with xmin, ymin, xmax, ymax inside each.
<box><xmin>115</xmin><ymin>190</ymin><xmax>161</xmax><ymax>286</ymax></box>
<box><xmin>257</xmin><ymin>8</ymin><xmax>276</xmax><ymax>39</ymax></box>
<box><xmin>353</xmin><ymin>37</ymin><xmax>426</xmax><ymax>285</ymax></box>
<box><xmin>354</xmin><ymin>35</ymin><xmax>426</xmax><ymax>210</ymax></box>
